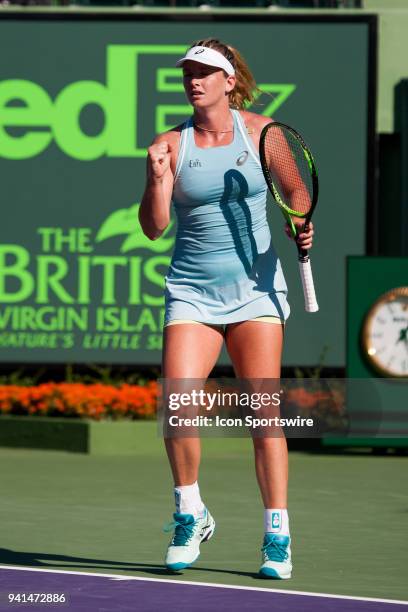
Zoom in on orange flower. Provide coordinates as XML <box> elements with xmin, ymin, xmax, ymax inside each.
<box><xmin>0</xmin><ymin>381</ymin><xmax>159</xmax><ymax>421</ymax></box>
<box><xmin>285</xmin><ymin>388</ymin><xmax>318</xmax><ymax>410</ymax></box>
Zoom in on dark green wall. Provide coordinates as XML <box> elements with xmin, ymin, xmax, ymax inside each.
<box><xmin>0</xmin><ymin>14</ymin><xmax>374</xmax><ymax>366</ymax></box>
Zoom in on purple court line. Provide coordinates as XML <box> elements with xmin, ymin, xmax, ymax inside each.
<box><xmin>0</xmin><ymin>567</ymin><xmax>407</xmax><ymax>612</ymax></box>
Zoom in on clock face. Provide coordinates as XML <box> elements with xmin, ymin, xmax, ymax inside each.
<box><xmin>362</xmin><ymin>288</ymin><xmax>408</xmax><ymax>377</ymax></box>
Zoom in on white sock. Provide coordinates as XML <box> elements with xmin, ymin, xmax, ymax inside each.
<box><xmin>174</xmin><ymin>481</ymin><xmax>205</xmax><ymax>518</ymax></box>
<box><xmin>264</xmin><ymin>508</ymin><xmax>290</xmax><ymax>536</ymax></box>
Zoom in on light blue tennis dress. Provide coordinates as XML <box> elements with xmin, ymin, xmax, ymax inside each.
<box><xmin>164</xmin><ymin>109</ymin><xmax>290</xmax><ymax>326</ymax></box>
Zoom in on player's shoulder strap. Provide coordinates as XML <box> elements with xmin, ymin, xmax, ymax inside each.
<box><xmin>233</xmin><ymin>109</ymin><xmax>261</xmax><ymax>166</ymax></box>
<box><xmin>174</xmin><ymin>117</ymin><xmax>193</xmax><ymax>182</ymax></box>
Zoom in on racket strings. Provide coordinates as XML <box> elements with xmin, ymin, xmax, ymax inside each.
<box><xmin>263</xmin><ymin>128</ymin><xmax>313</xmax><ymax>216</ymax></box>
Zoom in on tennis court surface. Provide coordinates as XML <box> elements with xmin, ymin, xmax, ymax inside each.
<box><xmin>1</xmin><ymin>567</ymin><xmax>407</xmax><ymax>612</ymax></box>
<box><xmin>0</xmin><ymin>441</ymin><xmax>407</xmax><ymax>611</ymax></box>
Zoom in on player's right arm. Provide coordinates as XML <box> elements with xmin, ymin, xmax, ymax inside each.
<box><xmin>139</xmin><ymin>132</ymin><xmax>178</xmax><ymax>240</ymax></box>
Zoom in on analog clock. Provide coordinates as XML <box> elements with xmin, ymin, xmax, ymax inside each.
<box><xmin>361</xmin><ymin>287</ymin><xmax>408</xmax><ymax>377</ymax></box>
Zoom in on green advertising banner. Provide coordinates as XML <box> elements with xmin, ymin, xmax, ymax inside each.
<box><xmin>0</xmin><ymin>13</ymin><xmax>376</xmax><ymax>366</ymax></box>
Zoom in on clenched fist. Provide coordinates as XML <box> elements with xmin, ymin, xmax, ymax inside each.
<box><xmin>147</xmin><ymin>141</ymin><xmax>172</xmax><ymax>181</ymax></box>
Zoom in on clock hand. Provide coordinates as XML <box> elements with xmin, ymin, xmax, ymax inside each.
<box><xmin>396</xmin><ymin>326</ymin><xmax>408</xmax><ymax>344</ymax></box>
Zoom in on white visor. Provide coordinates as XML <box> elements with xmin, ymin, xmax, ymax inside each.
<box><xmin>176</xmin><ymin>46</ymin><xmax>235</xmax><ymax>76</ymax></box>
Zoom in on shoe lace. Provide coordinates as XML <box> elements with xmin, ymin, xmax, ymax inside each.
<box><xmin>261</xmin><ymin>536</ymin><xmax>289</xmax><ymax>562</ymax></box>
<box><xmin>163</xmin><ymin>517</ymin><xmax>197</xmax><ymax>546</ymax></box>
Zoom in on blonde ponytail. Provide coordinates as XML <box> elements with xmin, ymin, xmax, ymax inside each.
<box><xmin>190</xmin><ymin>38</ymin><xmax>260</xmax><ymax>110</ymax></box>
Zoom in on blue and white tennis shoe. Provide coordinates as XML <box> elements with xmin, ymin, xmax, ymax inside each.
<box><xmin>259</xmin><ymin>533</ymin><xmax>292</xmax><ymax>579</ymax></box>
<box><xmin>164</xmin><ymin>508</ymin><xmax>215</xmax><ymax>571</ymax></box>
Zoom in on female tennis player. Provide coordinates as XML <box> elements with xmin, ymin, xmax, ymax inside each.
<box><xmin>139</xmin><ymin>38</ymin><xmax>314</xmax><ymax>579</ymax></box>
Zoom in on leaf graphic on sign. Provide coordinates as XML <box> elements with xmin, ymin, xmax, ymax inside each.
<box><xmin>95</xmin><ymin>204</ymin><xmax>175</xmax><ymax>253</ymax></box>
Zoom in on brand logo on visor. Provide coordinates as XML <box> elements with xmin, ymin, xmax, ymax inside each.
<box><xmin>194</xmin><ymin>49</ymin><xmax>205</xmax><ymax>54</ymax></box>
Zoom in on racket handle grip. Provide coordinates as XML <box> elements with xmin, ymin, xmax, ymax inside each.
<box><xmin>298</xmin><ymin>258</ymin><xmax>319</xmax><ymax>313</ymax></box>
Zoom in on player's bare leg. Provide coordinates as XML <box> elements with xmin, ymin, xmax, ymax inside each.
<box><xmin>162</xmin><ymin>323</ymin><xmax>223</xmax><ymax>570</ymax></box>
<box><xmin>225</xmin><ymin>320</ymin><xmax>292</xmax><ymax>579</ymax></box>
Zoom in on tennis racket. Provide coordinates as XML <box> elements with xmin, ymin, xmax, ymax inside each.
<box><xmin>259</xmin><ymin>122</ymin><xmax>319</xmax><ymax>313</ymax></box>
